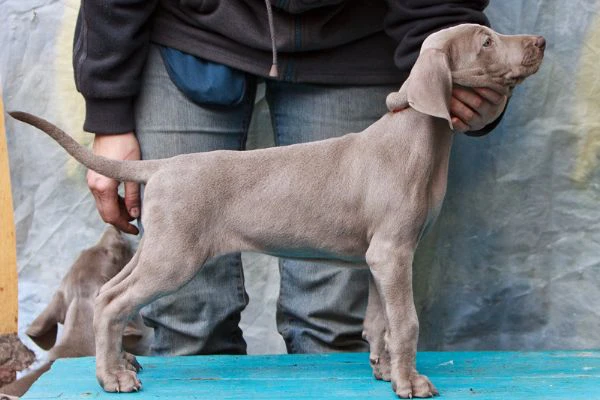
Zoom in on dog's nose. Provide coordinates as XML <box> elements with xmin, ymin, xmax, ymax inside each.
<box><xmin>535</xmin><ymin>36</ymin><xmax>546</xmax><ymax>50</ymax></box>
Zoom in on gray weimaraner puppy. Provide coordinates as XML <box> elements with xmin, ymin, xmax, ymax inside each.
<box><xmin>10</xmin><ymin>24</ymin><xmax>544</xmax><ymax>398</ymax></box>
<box><xmin>0</xmin><ymin>227</ymin><xmax>150</xmax><ymax>398</ymax></box>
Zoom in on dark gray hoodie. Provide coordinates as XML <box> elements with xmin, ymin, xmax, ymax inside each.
<box><xmin>74</xmin><ymin>0</ymin><xmax>491</xmax><ymax>134</ymax></box>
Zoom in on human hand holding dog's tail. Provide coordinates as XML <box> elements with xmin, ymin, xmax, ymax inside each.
<box><xmin>10</xmin><ymin>112</ymin><xmax>163</xmax><ymax>234</ymax></box>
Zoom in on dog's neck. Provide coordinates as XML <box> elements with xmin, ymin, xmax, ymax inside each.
<box><xmin>389</xmin><ymin>106</ymin><xmax>455</xmax><ymax>139</ymax></box>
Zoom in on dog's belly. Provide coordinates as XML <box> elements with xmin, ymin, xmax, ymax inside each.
<box><xmin>235</xmin><ymin>218</ymin><xmax>370</xmax><ymax>264</ymax></box>
<box><xmin>262</xmin><ymin>247</ymin><xmax>367</xmax><ymax>265</ymax></box>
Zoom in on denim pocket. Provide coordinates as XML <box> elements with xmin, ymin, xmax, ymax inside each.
<box><xmin>159</xmin><ymin>46</ymin><xmax>247</xmax><ymax>107</ymax></box>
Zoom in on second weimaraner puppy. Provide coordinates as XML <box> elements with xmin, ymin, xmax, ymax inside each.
<box><xmin>0</xmin><ymin>227</ymin><xmax>151</xmax><ymax>398</ymax></box>
<box><xmin>25</xmin><ymin>227</ymin><xmax>149</xmax><ymax>359</ymax></box>
<box><xmin>11</xmin><ymin>24</ymin><xmax>544</xmax><ymax>398</ymax></box>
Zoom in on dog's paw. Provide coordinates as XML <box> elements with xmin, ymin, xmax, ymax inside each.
<box><xmin>123</xmin><ymin>352</ymin><xmax>142</xmax><ymax>372</ymax></box>
<box><xmin>392</xmin><ymin>373</ymin><xmax>438</xmax><ymax>398</ymax></box>
<box><xmin>370</xmin><ymin>354</ymin><xmax>391</xmax><ymax>381</ymax></box>
<box><xmin>99</xmin><ymin>369</ymin><xmax>142</xmax><ymax>393</ymax></box>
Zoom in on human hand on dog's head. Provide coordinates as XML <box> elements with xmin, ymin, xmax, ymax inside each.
<box><xmin>386</xmin><ymin>24</ymin><xmax>544</xmax><ymax>134</ymax></box>
<box><xmin>450</xmin><ymin>86</ymin><xmax>507</xmax><ymax>132</ymax></box>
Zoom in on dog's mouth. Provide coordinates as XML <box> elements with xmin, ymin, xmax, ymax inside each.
<box><xmin>505</xmin><ymin>52</ymin><xmax>544</xmax><ymax>88</ymax></box>
<box><xmin>506</xmin><ymin>73</ymin><xmax>530</xmax><ymax>89</ymax></box>
<box><xmin>509</xmin><ymin>62</ymin><xmax>542</xmax><ymax>86</ymax></box>
<box><xmin>504</xmin><ymin>40</ymin><xmax>545</xmax><ymax>88</ymax></box>
<box><xmin>522</xmin><ymin>45</ymin><xmax>544</xmax><ymax>66</ymax></box>
<box><xmin>520</xmin><ymin>43</ymin><xmax>544</xmax><ymax>71</ymax></box>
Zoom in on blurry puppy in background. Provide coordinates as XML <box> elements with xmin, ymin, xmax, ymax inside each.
<box><xmin>0</xmin><ymin>227</ymin><xmax>151</xmax><ymax>398</ymax></box>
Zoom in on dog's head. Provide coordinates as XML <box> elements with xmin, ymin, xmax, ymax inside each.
<box><xmin>387</xmin><ymin>24</ymin><xmax>546</xmax><ymax>129</ymax></box>
<box><xmin>25</xmin><ymin>227</ymin><xmax>142</xmax><ymax>358</ymax></box>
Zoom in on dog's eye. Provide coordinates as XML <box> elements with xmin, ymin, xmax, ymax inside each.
<box><xmin>483</xmin><ymin>37</ymin><xmax>493</xmax><ymax>48</ymax></box>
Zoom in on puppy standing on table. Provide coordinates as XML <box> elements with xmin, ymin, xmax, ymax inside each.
<box><xmin>12</xmin><ymin>24</ymin><xmax>545</xmax><ymax>398</ymax></box>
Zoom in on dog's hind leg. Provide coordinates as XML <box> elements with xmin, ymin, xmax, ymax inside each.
<box><xmin>363</xmin><ymin>273</ymin><xmax>391</xmax><ymax>381</ymax></box>
<box><xmin>95</xmin><ymin>239</ymin><xmax>145</xmax><ymax>373</ymax></box>
<box><xmin>93</xmin><ymin>237</ymin><xmax>209</xmax><ymax>392</ymax></box>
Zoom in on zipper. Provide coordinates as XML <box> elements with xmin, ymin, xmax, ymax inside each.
<box><xmin>283</xmin><ymin>14</ymin><xmax>302</xmax><ymax>81</ymax></box>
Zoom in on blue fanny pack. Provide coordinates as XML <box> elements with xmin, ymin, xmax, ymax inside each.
<box><xmin>159</xmin><ymin>46</ymin><xmax>247</xmax><ymax>107</ymax></box>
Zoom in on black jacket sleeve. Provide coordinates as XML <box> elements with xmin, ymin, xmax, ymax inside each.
<box><xmin>73</xmin><ymin>0</ymin><xmax>158</xmax><ymax>134</ymax></box>
<box><xmin>384</xmin><ymin>0</ymin><xmax>503</xmax><ymax>137</ymax></box>
<box><xmin>383</xmin><ymin>1</ymin><xmax>490</xmax><ymax>71</ymax></box>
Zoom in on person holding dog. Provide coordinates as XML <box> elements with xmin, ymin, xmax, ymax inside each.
<box><xmin>75</xmin><ymin>0</ymin><xmax>507</xmax><ymax>356</ymax></box>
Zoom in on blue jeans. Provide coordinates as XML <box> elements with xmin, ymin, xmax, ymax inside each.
<box><xmin>137</xmin><ymin>45</ymin><xmax>397</xmax><ymax>355</ymax></box>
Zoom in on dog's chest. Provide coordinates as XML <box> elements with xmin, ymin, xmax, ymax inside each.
<box><xmin>381</xmin><ymin>113</ymin><xmax>453</xmax><ymax>225</ymax></box>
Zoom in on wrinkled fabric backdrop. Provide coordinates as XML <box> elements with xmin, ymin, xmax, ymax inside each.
<box><xmin>2</xmin><ymin>0</ymin><xmax>599</xmax><ymax>365</ymax></box>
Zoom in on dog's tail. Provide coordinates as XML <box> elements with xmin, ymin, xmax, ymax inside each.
<box><xmin>9</xmin><ymin>111</ymin><xmax>160</xmax><ymax>183</ymax></box>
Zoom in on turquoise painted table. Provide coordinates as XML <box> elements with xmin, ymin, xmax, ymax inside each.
<box><xmin>22</xmin><ymin>351</ymin><xmax>600</xmax><ymax>399</ymax></box>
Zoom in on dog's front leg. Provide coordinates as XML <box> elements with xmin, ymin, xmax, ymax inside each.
<box><xmin>366</xmin><ymin>240</ymin><xmax>437</xmax><ymax>398</ymax></box>
<box><xmin>363</xmin><ymin>273</ymin><xmax>391</xmax><ymax>381</ymax></box>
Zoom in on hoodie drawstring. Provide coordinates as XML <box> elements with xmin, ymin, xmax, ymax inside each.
<box><xmin>264</xmin><ymin>0</ymin><xmax>279</xmax><ymax>78</ymax></box>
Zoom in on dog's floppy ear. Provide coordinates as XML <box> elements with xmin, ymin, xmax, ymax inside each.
<box><xmin>26</xmin><ymin>293</ymin><xmax>65</xmax><ymax>350</ymax></box>
<box><xmin>387</xmin><ymin>48</ymin><xmax>453</xmax><ymax>129</ymax></box>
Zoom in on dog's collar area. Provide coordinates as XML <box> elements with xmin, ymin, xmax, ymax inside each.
<box><xmin>392</xmin><ymin>106</ymin><xmax>409</xmax><ymax>113</ymax></box>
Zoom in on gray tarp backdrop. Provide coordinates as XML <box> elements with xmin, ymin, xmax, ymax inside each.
<box><xmin>2</xmin><ymin>0</ymin><xmax>599</xmax><ymax>366</ymax></box>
